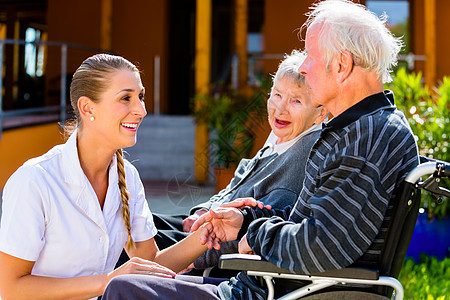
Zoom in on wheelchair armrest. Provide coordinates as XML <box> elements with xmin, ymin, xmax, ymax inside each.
<box><xmin>219</xmin><ymin>254</ymin><xmax>289</xmax><ymax>274</ymax></box>
<box><xmin>219</xmin><ymin>254</ymin><xmax>379</xmax><ymax>280</ymax></box>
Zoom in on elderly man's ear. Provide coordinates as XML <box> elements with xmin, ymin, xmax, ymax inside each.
<box><xmin>336</xmin><ymin>50</ymin><xmax>354</xmax><ymax>83</ymax></box>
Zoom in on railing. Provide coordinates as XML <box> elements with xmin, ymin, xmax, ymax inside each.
<box><xmin>247</xmin><ymin>52</ymin><xmax>427</xmax><ymax>85</ymax></box>
<box><xmin>0</xmin><ymin>39</ymin><xmax>104</xmax><ymax>139</ymax></box>
<box><xmin>398</xmin><ymin>53</ymin><xmax>426</xmax><ymax>70</ymax></box>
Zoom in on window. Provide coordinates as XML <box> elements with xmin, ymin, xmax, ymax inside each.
<box><xmin>24</xmin><ymin>27</ymin><xmax>46</xmax><ymax>78</ymax></box>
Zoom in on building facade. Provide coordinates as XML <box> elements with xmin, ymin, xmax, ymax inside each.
<box><xmin>0</xmin><ymin>0</ymin><xmax>448</xmax><ymax>186</ymax></box>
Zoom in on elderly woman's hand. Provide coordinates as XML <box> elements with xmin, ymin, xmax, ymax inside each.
<box><xmin>220</xmin><ymin>197</ymin><xmax>271</xmax><ymax>210</ymax></box>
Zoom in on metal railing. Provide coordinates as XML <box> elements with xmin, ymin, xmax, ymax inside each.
<box><xmin>247</xmin><ymin>52</ymin><xmax>427</xmax><ymax>85</ymax></box>
<box><xmin>0</xmin><ymin>39</ymin><xmax>103</xmax><ymax>139</ymax></box>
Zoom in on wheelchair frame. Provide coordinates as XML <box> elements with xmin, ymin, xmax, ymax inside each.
<box><xmin>218</xmin><ymin>159</ymin><xmax>450</xmax><ymax>300</ymax></box>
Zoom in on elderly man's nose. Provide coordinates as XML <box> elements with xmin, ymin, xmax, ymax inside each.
<box><xmin>298</xmin><ymin>63</ymin><xmax>307</xmax><ymax>75</ymax></box>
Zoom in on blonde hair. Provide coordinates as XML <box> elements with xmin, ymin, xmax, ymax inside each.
<box><xmin>69</xmin><ymin>54</ymin><xmax>139</xmax><ymax>250</ymax></box>
<box><xmin>116</xmin><ymin>149</ymin><xmax>135</xmax><ymax>250</ymax></box>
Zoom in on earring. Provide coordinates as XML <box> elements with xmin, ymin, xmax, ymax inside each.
<box><xmin>90</xmin><ymin>116</ymin><xmax>95</xmax><ymax>121</ymax></box>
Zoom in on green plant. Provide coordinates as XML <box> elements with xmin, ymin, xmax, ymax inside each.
<box><xmin>398</xmin><ymin>256</ymin><xmax>450</xmax><ymax>299</ymax></box>
<box><xmin>192</xmin><ymin>80</ymin><xmax>269</xmax><ymax>168</ymax></box>
<box><xmin>386</xmin><ymin>68</ymin><xmax>450</xmax><ymax>219</ymax></box>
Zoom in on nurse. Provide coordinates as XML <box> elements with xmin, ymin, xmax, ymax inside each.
<box><xmin>0</xmin><ymin>54</ymin><xmax>234</xmax><ymax>299</ymax></box>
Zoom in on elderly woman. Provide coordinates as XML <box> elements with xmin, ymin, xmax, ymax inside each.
<box><xmin>151</xmin><ymin>50</ymin><xmax>328</xmax><ymax>270</ymax></box>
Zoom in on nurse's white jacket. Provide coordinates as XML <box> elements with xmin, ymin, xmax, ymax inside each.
<box><xmin>0</xmin><ymin>130</ymin><xmax>157</xmax><ymax>279</ymax></box>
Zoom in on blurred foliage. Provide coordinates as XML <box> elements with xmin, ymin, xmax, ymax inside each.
<box><xmin>399</xmin><ymin>256</ymin><xmax>449</xmax><ymax>299</ymax></box>
<box><xmin>192</xmin><ymin>77</ymin><xmax>271</xmax><ymax>168</ymax></box>
<box><xmin>386</xmin><ymin>68</ymin><xmax>450</xmax><ymax>218</ymax></box>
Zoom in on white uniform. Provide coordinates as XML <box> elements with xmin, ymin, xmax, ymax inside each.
<box><xmin>0</xmin><ymin>130</ymin><xmax>156</xmax><ymax>279</ymax></box>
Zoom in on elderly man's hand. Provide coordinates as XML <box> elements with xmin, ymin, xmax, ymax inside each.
<box><xmin>220</xmin><ymin>197</ymin><xmax>271</xmax><ymax>210</ymax></box>
<box><xmin>238</xmin><ymin>234</ymin><xmax>253</xmax><ymax>255</ymax></box>
<box><xmin>190</xmin><ymin>207</ymin><xmax>244</xmax><ymax>250</ymax></box>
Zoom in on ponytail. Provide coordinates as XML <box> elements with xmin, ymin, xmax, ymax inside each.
<box><xmin>116</xmin><ymin>149</ymin><xmax>135</xmax><ymax>251</ymax></box>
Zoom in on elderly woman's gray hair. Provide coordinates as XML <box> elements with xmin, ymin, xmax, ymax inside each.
<box><xmin>301</xmin><ymin>0</ymin><xmax>402</xmax><ymax>83</ymax></box>
<box><xmin>272</xmin><ymin>50</ymin><xmax>306</xmax><ymax>87</ymax></box>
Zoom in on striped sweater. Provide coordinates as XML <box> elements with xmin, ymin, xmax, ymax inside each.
<box><xmin>240</xmin><ymin>90</ymin><xmax>419</xmax><ymax>275</ymax></box>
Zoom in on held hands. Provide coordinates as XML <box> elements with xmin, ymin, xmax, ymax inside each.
<box><xmin>190</xmin><ymin>207</ymin><xmax>244</xmax><ymax>250</ymax></box>
<box><xmin>189</xmin><ymin>197</ymin><xmax>270</xmax><ymax>250</ymax></box>
<box><xmin>182</xmin><ymin>209</ymin><xmax>208</xmax><ymax>232</ymax></box>
<box><xmin>190</xmin><ymin>197</ymin><xmax>268</xmax><ymax>234</ymax></box>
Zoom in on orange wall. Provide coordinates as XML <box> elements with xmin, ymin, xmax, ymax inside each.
<box><xmin>413</xmin><ymin>0</ymin><xmax>426</xmax><ymax>76</ymax></box>
<box><xmin>434</xmin><ymin>0</ymin><xmax>450</xmax><ymax>80</ymax></box>
<box><xmin>410</xmin><ymin>0</ymin><xmax>450</xmax><ymax>83</ymax></box>
<box><xmin>0</xmin><ymin>123</ymin><xmax>63</xmax><ymax>189</ymax></box>
<box><xmin>263</xmin><ymin>0</ymin><xmax>311</xmax><ymax>73</ymax></box>
<box><xmin>46</xmin><ymin>0</ymin><xmax>104</xmax><ymax>107</ymax></box>
<box><xmin>47</xmin><ymin>0</ymin><xmax>103</xmax><ymax>72</ymax></box>
<box><xmin>46</xmin><ymin>0</ymin><xmax>170</xmax><ymax>113</ymax></box>
<box><xmin>112</xmin><ymin>1</ymin><xmax>169</xmax><ymax>113</ymax></box>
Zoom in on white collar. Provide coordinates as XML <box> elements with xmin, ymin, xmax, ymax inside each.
<box><xmin>261</xmin><ymin>124</ymin><xmax>322</xmax><ymax>158</ymax></box>
<box><xmin>62</xmin><ymin>129</ymin><xmax>117</xmax><ymax>187</ymax></box>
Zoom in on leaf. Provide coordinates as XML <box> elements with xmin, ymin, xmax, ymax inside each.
<box><xmin>387</xmin><ymin>68</ymin><xmax>450</xmax><ymax>218</ymax></box>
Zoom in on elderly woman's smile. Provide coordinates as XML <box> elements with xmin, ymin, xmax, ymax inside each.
<box><xmin>274</xmin><ymin>118</ymin><xmax>291</xmax><ymax>128</ymax></box>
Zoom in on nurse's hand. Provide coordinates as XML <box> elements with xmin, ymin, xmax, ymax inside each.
<box><xmin>108</xmin><ymin>257</ymin><xmax>176</xmax><ymax>280</ymax></box>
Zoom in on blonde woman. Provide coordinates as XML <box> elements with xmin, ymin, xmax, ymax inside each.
<box><xmin>0</xmin><ymin>54</ymin><xmax>236</xmax><ymax>299</ymax></box>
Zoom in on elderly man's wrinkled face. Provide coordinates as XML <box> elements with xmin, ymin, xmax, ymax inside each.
<box><xmin>298</xmin><ymin>22</ymin><xmax>337</xmax><ymax>108</ymax></box>
<box><xmin>267</xmin><ymin>76</ymin><xmax>321</xmax><ymax>144</ymax></box>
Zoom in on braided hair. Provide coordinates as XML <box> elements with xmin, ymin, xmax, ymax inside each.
<box><xmin>116</xmin><ymin>149</ymin><xmax>135</xmax><ymax>250</ymax></box>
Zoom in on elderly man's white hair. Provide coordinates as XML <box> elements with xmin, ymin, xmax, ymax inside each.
<box><xmin>301</xmin><ymin>0</ymin><xmax>402</xmax><ymax>83</ymax></box>
<box><xmin>272</xmin><ymin>50</ymin><xmax>306</xmax><ymax>86</ymax></box>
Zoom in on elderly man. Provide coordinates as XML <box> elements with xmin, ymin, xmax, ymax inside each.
<box><xmin>103</xmin><ymin>1</ymin><xmax>419</xmax><ymax>299</ymax></box>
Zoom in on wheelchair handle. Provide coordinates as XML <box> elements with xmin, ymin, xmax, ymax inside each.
<box><xmin>435</xmin><ymin>161</ymin><xmax>450</xmax><ymax>178</ymax></box>
<box><xmin>405</xmin><ymin>161</ymin><xmax>450</xmax><ymax>184</ymax></box>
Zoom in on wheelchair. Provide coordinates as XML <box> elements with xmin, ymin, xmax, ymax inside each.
<box><xmin>218</xmin><ymin>157</ymin><xmax>450</xmax><ymax>300</ymax></box>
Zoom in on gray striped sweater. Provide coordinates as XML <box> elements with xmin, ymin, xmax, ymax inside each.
<box><xmin>241</xmin><ymin>90</ymin><xmax>419</xmax><ymax>277</ymax></box>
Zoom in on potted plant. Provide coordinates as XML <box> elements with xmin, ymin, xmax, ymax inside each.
<box><xmin>387</xmin><ymin>68</ymin><xmax>450</xmax><ymax>260</ymax></box>
<box><xmin>192</xmin><ymin>81</ymin><xmax>269</xmax><ymax>191</ymax></box>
